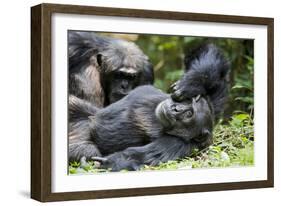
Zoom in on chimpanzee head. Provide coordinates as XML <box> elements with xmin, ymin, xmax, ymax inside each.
<box><xmin>68</xmin><ymin>31</ymin><xmax>154</xmax><ymax>107</ymax></box>
<box><xmin>155</xmin><ymin>95</ymin><xmax>214</xmax><ymax>147</ymax></box>
<box><xmin>97</xmin><ymin>39</ymin><xmax>154</xmax><ymax>105</ymax></box>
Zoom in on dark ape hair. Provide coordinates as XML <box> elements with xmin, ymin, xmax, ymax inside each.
<box><xmin>68</xmin><ymin>31</ymin><xmax>154</xmax><ymax>107</ymax></box>
<box><xmin>171</xmin><ymin>43</ymin><xmax>230</xmax><ymax>119</ymax></box>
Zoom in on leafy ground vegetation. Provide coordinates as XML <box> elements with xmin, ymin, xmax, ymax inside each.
<box><xmin>69</xmin><ymin>34</ymin><xmax>254</xmax><ymax>174</ymax></box>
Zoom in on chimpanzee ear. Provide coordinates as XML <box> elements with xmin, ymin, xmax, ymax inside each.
<box><xmin>97</xmin><ymin>53</ymin><xmax>103</xmax><ymax>67</ymax></box>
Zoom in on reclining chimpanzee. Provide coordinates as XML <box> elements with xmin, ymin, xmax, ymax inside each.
<box><xmin>68</xmin><ymin>44</ymin><xmax>230</xmax><ymax>171</ymax></box>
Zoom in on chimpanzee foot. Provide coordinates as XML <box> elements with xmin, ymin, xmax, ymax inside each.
<box><xmin>92</xmin><ymin>156</ymin><xmax>141</xmax><ymax>171</ymax></box>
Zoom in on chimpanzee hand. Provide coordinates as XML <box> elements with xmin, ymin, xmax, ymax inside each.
<box><xmin>92</xmin><ymin>152</ymin><xmax>142</xmax><ymax>172</ymax></box>
<box><xmin>170</xmin><ymin>76</ymin><xmax>206</xmax><ymax>102</ymax></box>
<box><xmin>171</xmin><ymin>44</ymin><xmax>229</xmax><ymax>104</ymax></box>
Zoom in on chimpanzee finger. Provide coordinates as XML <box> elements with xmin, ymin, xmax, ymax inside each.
<box><xmin>171</xmin><ymin>89</ymin><xmax>185</xmax><ymax>101</ymax></box>
<box><xmin>169</xmin><ymin>81</ymin><xmax>180</xmax><ymax>92</ymax></box>
<box><xmin>91</xmin><ymin>156</ymin><xmax>109</xmax><ymax>164</ymax></box>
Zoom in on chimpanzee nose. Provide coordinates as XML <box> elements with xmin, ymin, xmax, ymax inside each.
<box><xmin>121</xmin><ymin>81</ymin><xmax>129</xmax><ymax>90</ymax></box>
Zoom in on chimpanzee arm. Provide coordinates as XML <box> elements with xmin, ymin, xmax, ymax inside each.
<box><xmin>171</xmin><ymin>44</ymin><xmax>229</xmax><ymax>99</ymax></box>
<box><xmin>170</xmin><ymin>44</ymin><xmax>230</xmax><ymax>119</ymax></box>
<box><xmin>170</xmin><ymin>70</ymin><xmax>207</xmax><ymax>101</ymax></box>
<box><xmin>93</xmin><ymin>136</ymin><xmax>194</xmax><ymax>171</ymax></box>
<box><xmin>171</xmin><ymin>73</ymin><xmax>228</xmax><ymax>119</ymax></box>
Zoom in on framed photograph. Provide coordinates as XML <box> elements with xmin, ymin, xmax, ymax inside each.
<box><xmin>31</xmin><ymin>3</ymin><xmax>274</xmax><ymax>202</ymax></box>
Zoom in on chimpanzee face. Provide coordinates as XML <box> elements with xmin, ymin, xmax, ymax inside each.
<box><xmin>106</xmin><ymin>68</ymin><xmax>141</xmax><ymax>104</ymax></box>
<box><xmin>96</xmin><ymin>45</ymin><xmax>153</xmax><ymax>106</ymax></box>
<box><xmin>155</xmin><ymin>95</ymin><xmax>214</xmax><ymax>144</ymax></box>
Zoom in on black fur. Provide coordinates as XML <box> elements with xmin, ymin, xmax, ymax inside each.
<box><xmin>69</xmin><ymin>31</ymin><xmax>154</xmax><ymax>107</ymax></box>
<box><xmin>171</xmin><ymin>44</ymin><xmax>230</xmax><ymax>119</ymax></box>
<box><xmin>70</xmin><ymin>86</ymin><xmax>213</xmax><ymax>171</ymax></box>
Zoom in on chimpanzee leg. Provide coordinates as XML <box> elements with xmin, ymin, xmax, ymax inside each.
<box><xmin>68</xmin><ymin>95</ymin><xmax>101</xmax><ymax>162</ymax></box>
<box><xmin>93</xmin><ymin>136</ymin><xmax>194</xmax><ymax>171</ymax></box>
<box><xmin>68</xmin><ymin>119</ymin><xmax>101</xmax><ymax>162</ymax></box>
<box><xmin>69</xmin><ymin>140</ymin><xmax>101</xmax><ymax>162</ymax></box>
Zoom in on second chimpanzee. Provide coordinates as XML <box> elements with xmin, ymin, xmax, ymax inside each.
<box><xmin>69</xmin><ymin>31</ymin><xmax>154</xmax><ymax>108</ymax></box>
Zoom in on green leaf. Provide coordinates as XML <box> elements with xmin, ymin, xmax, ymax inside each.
<box><xmin>69</xmin><ymin>168</ymin><xmax>77</xmax><ymax>174</ymax></box>
<box><xmin>235</xmin><ymin>97</ymin><xmax>254</xmax><ymax>104</ymax></box>
<box><xmin>234</xmin><ymin>114</ymin><xmax>249</xmax><ymax>121</ymax></box>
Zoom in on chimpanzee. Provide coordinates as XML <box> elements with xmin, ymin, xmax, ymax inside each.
<box><xmin>69</xmin><ymin>31</ymin><xmax>154</xmax><ymax>108</ymax></box>
<box><xmin>68</xmin><ymin>43</ymin><xmax>230</xmax><ymax>171</ymax></box>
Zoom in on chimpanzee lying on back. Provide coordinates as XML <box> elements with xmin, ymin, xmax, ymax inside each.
<box><xmin>68</xmin><ymin>44</ymin><xmax>229</xmax><ymax>171</ymax></box>
<box><xmin>69</xmin><ymin>87</ymin><xmax>213</xmax><ymax>171</ymax></box>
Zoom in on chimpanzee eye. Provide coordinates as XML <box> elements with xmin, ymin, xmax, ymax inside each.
<box><xmin>126</xmin><ymin>76</ymin><xmax>134</xmax><ymax>80</ymax></box>
<box><xmin>114</xmin><ymin>71</ymin><xmax>137</xmax><ymax>80</ymax></box>
<box><xmin>184</xmin><ymin>109</ymin><xmax>193</xmax><ymax>118</ymax></box>
<box><xmin>127</xmin><ymin>74</ymin><xmax>137</xmax><ymax>80</ymax></box>
<box><xmin>114</xmin><ymin>71</ymin><xmax>124</xmax><ymax>79</ymax></box>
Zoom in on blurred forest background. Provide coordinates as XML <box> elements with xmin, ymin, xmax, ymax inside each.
<box><xmin>69</xmin><ymin>33</ymin><xmax>254</xmax><ymax>173</ymax></box>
